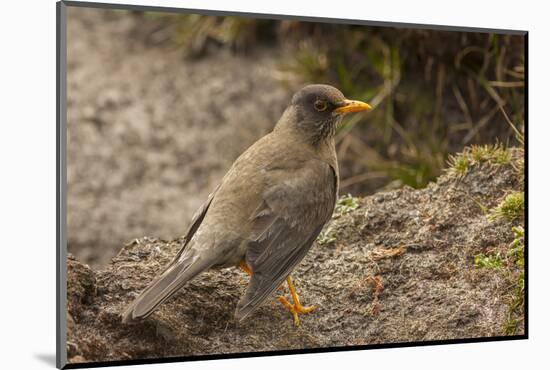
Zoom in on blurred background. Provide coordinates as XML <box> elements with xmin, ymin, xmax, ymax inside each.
<box><xmin>67</xmin><ymin>7</ymin><xmax>525</xmax><ymax>267</ymax></box>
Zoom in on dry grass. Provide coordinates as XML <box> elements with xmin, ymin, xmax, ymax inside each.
<box><xmin>125</xmin><ymin>11</ymin><xmax>525</xmax><ymax>193</ymax></box>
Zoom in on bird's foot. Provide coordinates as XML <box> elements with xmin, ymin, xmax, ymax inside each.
<box><xmin>277</xmin><ymin>276</ymin><xmax>315</xmax><ymax>326</ymax></box>
<box><xmin>277</xmin><ymin>295</ymin><xmax>315</xmax><ymax>326</ymax></box>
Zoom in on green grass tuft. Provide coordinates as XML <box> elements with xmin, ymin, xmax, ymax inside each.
<box><xmin>447</xmin><ymin>144</ymin><xmax>512</xmax><ymax>178</ymax></box>
<box><xmin>503</xmin><ymin>269</ymin><xmax>525</xmax><ymax>335</ymax></box>
<box><xmin>474</xmin><ymin>253</ymin><xmax>503</xmax><ymax>269</ymax></box>
<box><xmin>489</xmin><ymin>192</ymin><xmax>524</xmax><ymax>222</ymax></box>
<box><xmin>470</xmin><ymin>144</ymin><xmax>511</xmax><ymax>165</ymax></box>
<box><xmin>503</xmin><ymin>225</ymin><xmax>525</xmax><ymax>335</ymax></box>
<box><xmin>473</xmin><ymin>225</ymin><xmax>524</xmax><ymax>334</ymax></box>
<box><xmin>447</xmin><ymin>153</ymin><xmax>470</xmax><ymax>177</ymax></box>
<box><xmin>507</xmin><ymin>226</ymin><xmax>525</xmax><ymax>267</ymax></box>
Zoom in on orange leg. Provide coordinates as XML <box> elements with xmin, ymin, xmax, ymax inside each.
<box><xmin>277</xmin><ymin>276</ymin><xmax>315</xmax><ymax>326</ymax></box>
<box><xmin>239</xmin><ymin>261</ymin><xmax>284</xmax><ymax>290</ymax></box>
<box><xmin>239</xmin><ymin>263</ymin><xmax>314</xmax><ymax>325</ymax></box>
<box><xmin>239</xmin><ymin>261</ymin><xmax>252</xmax><ymax>276</ymax></box>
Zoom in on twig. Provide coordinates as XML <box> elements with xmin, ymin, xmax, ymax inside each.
<box><xmin>340</xmin><ymin>171</ymin><xmax>387</xmax><ymax>189</ymax></box>
<box><xmin>488</xmin><ymin>81</ymin><xmax>525</xmax><ymax>88</ymax></box>
<box><xmin>452</xmin><ymin>84</ymin><xmax>473</xmax><ymax>128</ymax></box>
<box><xmin>462</xmin><ymin>104</ymin><xmax>502</xmax><ymax>145</ymax></box>
<box><xmin>499</xmin><ymin>106</ymin><xmax>524</xmax><ymax>145</ymax></box>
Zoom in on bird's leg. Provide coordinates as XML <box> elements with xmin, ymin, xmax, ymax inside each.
<box><xmin>239</xmin><ymin>261</ymin><xmax>252</xmax><ymax>276</ymax></box>
<box><xmin>277</xmin><ymin>276</ymin><xmax>315</xmax><ymax>326</ymax></box>
<box><xmin>240</xmin><ymin>263</ymin><xmax>314</xmax><ymax>325</ymax></box>
<box><xmin>240</xmin><ymin>261</ymin><xmax>285</xmax><ymax>290</ymax></box>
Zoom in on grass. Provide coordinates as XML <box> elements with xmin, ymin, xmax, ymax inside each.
<box><xmin>119</xmin><ymin>11</ymin><xmax>525</xmax><ymax>193</ymax></box>
<box><xmin>504</xmin><ymin>225</ymin><xmax>525</xmax><ymax>335</ymax></box>
<box><xmin>472</xmin><ymin>225</ymin><xmax>525</xmax><ymax>335</ymax></box>
<box><xmin>448</xmin><ymin>154</ymin><xmax>471</xmax><ymax>177</ymax></box>
<box><xmin>447</xmin><ymin>143</ymin><xmax>512</xmax><ymax>177</ymax></box>
<box><xmin>507</xmin><ymin>226</ymin><xmax>525</xmax><ymax>267</ymax></box>
<box><xmin>277</xmin><ymin>29</ymin><xmax>524</xmax><ymax>191</ymax></box>
<box><xmin>470</xmin><ymin>144</ymin><xmax>511</xmax><ymax>165</ymax></box>
<box><xmin>489</xmin><ymin>192</ymin><xmax>524</xmax><ymax>222</ymax></box>
<box><xmin>504</xmin><ymin>270</ymin><xmax>525</xmax><ymax>335</ymax></box>
<box><xmin>474</xmin><ymin>253</ymin><xmax>503</xmax><ymax>269</ymax></box>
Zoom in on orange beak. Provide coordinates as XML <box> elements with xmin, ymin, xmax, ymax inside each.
<box><xmin>335</xmin><ymin>99</ymin><xmax>372</xmax><ymax>114</ymax></box>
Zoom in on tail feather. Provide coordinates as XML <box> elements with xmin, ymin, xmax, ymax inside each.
<box><xmin>121</xmin><ymin>253</ymin><xmax>208</xmax><ymax>323</ymax></box>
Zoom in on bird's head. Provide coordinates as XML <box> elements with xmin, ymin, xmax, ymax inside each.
<box><xmin>288</xmin><ymin>84</ymin><xmax>372</xmax><ymax>144</ymax></box>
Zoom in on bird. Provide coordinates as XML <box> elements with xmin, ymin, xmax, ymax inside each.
<box><xmin>121</xmin><ymin>84</ymin><xmax>372</xmax><ymax>326</ymax></box>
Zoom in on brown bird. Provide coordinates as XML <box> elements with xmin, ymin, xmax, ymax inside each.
<box><xmin>122</xmin><ymin>84</ymin><xmax>371</xmax><ymax>325</ymax></box>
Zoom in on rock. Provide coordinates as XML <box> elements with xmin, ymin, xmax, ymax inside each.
<box><xmin>65</xmin><ymin>148</ymin><xmax>524</xmax><ymax>364</ymax></box>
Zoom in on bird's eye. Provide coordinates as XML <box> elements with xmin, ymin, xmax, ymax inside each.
<box><xmin>314</xmin><ymin>100</ymin><xmax>328</xmax><ymax>112</ymax></box>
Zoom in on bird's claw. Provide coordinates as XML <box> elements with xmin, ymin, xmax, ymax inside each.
<box><xmin>277</xmin><ymin>295</ymin><xmax>316</xmax><ymax>326</ymax></box>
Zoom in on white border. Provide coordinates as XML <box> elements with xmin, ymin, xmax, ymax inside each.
<box><xmin>2</xmin><ymin>1</ymin><xmax>548</xmax><ymax>369</ymax></box>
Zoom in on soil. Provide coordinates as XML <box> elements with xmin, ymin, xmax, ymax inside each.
<box><xmin>66</xmin><ymin>148</ymin><xmax>525</xmax><ymax>365</ymax></box>
<box><xmin>67</xmin><ymin>7</ymin><xmax>291</xmax><ymax>267</ymax></box>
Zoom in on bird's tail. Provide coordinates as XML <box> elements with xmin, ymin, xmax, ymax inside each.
<box><xmin>121</xmin><ymin>251</ymin><xmax>209</xmax><ymax>323</ymax></box>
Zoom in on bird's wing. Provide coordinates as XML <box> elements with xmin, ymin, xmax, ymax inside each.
<box><xmin>122</xmin><ymin>185</ymin><xmax>220</xmax><ymax>322</ymax></box>
<box><xmin>234</xmin><ymin>159</ymin><xmax>337</xmax><ymax>320</ymax></box>
<box><xmin>169</xmin><ymin>184</ymin><xmax>220</xmax><ymax>266</ymax></box>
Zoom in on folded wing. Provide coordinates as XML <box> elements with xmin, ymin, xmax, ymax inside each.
<box><xmin>234</xmin><ymin>159</ymin><xmax>337</xmax><ymax>320</ymax></box>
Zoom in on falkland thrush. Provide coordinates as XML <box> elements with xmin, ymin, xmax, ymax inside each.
<box><xmin>122</xmin><ymin>84</ymin><xmax>372</xmax><ymax>326</ymax></box>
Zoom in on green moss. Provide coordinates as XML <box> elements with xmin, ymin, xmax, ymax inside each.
<box><xmin>507</xmin><ymin>226</ymin><xmax>525</xmax><ymax>267</ymax></box>
<box><xmin>474</xmin><ymin>253</ymin><xmax>503</xmax><ymax>269</ymax></box>
<box><xmin>503</xmin><ymin>276</ymin><xmax>524</xmax><ymax>335</ymax></box>
<box><xmin>489</xmin><ymin>192</ymin><xmax>524</xmax><ymax>222</ymax></box>
<box><xmin>447</xmin><ymin>144</ymin><xmax>512</xmax><ymax>178</ymax></box>
<box><xmin>504</xmin><ymin>268</ymin><xmax>525</xmax><ymax>335</ymax></box>
<box><xmin>493</xmin><ymin>149</ymin><xmax>512</xmax><ymax>165</ymax></box>
<box><xmin>317</xmin><ymin>226</ymin><xmax>337</xmax><ymax>245</ymax></box>
<box><xmin>470</xmin><ymin>144</ymin><xmax>510</xmax><ymax>165</ymax></box>
<box><xmin>334</xmin><ymin>194</ymin><xmax>360</xmax><ymax>216</ymax></box>
<box><xmin>447</xmin><ymin>153</ymin><xmax>470</xmax><ymax>177</ymax></box>
<box><xmin>473</xmin><ymin>225</ymin><xmax>524</xmax><ymax>335</ymax></box>
<box><xmin>503</xmin><ymin>225</ymin><xmax>525</xmax><ymax>335</ymax></box>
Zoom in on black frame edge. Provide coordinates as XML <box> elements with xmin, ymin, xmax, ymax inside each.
<box><xmin>523</xmin><ymin>32</ymin><xmax>529</xmax><ymax>339</ymax></box>
<box><xmin>62</xmin><ymin>335</ymin><xmax>527</xmax><ymax>369</ymax></box>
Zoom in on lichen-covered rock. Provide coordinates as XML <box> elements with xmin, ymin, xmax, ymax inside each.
<box><xmin>66</xmin><ymin>148</ymin><xmax>524</xmax><ymax>364</ymax></box>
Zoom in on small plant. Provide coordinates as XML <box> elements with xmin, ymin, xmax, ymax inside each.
<box><xmin>504</xmin><ymin>270</ymin><xmax>525</xmax><ymax>335</ymax></box>
<box><xmin>489</xmin><ymin>192</ymin><xmax>524</xmax><ymax>222</ymax></box>
<box><xmin>472</xmin><ymin>225</ymin><xmax>525</xmax><ymax>334</ymax></box>
<box><xmin>334</xmin><ymin>194</ymin><xmax>360</xmax><ymax>216</ymax></box>
<box><xmin>447</xmin><ymin>153</ymin><xmax>470</xmax><ymax>177</ymax></box>
<box><xmin>470</xmin><ymin>144</ymin><xmax>511</xmax><ymax>165</ymax></box>
<box><xmin>447</xmin><ymin>144</ymin><xmax>511</xmax><ymax>177</ymax></box>
<box><xmin>507</xmin><ymin>226</ymin><xmax>525</xmax><ymax>267</ymax></box>
<box><xmin>503</xmin><ymin>225</ymin><xmax>525</xmax><ymax>335</ymax></box>
<box><xmin>317</xmin><ymin>227</ymin><xmax>337</xmax><ymax>245</ymax></box>
<box><xmin>493</xmin><ymin>147</ymin><xmax>512</xmax><ymax>165</ymax></box>
<box><xmin>474</xmin><ymin>253</ymin><xmax>503</xmax><ymax>269</ymax></box>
